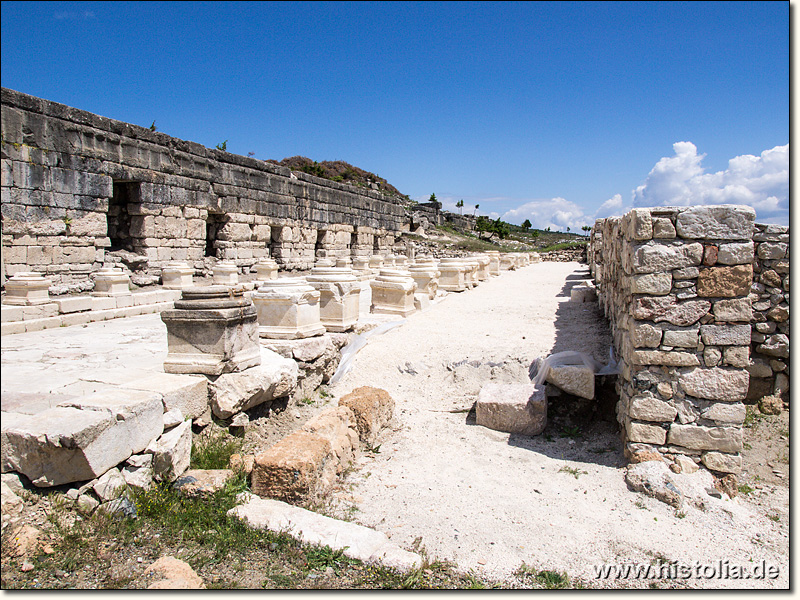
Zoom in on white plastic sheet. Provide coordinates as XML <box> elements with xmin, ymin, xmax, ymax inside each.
<box><xmin>530</xmin><ymin>347</ymin><xmax>618</xmax><ymax>385</ymax></box>
<box><xmin>328</xmin><ymin>319</ymin><xmax>407</xmax><ymax>385</ymax></box>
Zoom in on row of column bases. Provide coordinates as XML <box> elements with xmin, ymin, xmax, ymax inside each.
<box><xmin>158</xmin><ymin>251</ymin><xmax>538</xmax><ymax>375</ymax></box>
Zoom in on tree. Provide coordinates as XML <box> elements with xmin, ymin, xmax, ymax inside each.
<box><xmin>582</xmin><ymin>225</ymin><xmax>592</xmax><ymax>235</ymax></box>
<box><xmin>456</xmin><ymin>199</ymin><xmax>464</xmax><ymax>215</ymax></box>
<box><xmin>566</xmin><ymin>226</ymin><xmax>571</xmax><ymax>233</ymax></box>
<box><xmin>429</xmin><ymin>193</ymin><xmax>437</xmax><ymax>203</ymax></box>
<box><xmin>473</xmin><ymin>204</ymin><xmax>479</xmax><ymax>217</ymax></box>
<box><xmin>522</xmin><ymin>219</ymin><xmax>532</xmax><ymax>231</ymax></box>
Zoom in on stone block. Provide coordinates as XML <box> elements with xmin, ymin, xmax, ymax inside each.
<box><xmin>699</xmin><ymin>324</ymin><xmax>751</xmax><ymax>346</ymax></box>
<box><xmin>679</xmin><ymin>367</ymin><xmax>748</xmax><ymax>401</ymax></box>
<box><xmin>54</xmin><ymin>296</ymin><xmax>93</xmax><ymax>314</ymax></box>
<box><xmin>722</xmin><ymin>346</ymin><xmax>749</xmax><ymax>368</ymax></box>
<box><xmin>475</xmin><ymin>383</ymin><xmax>547</xmax><ymax>436</ymax></box>
<box><xmin>696</xmin><ymin>265</ymin><xmax>752</xmax><ymax>297</ymax></box>
<box><xmin>632</xmin><ymin>296</ymin><xmax>710</xmax><ymax>326</ymax></box>
<box><xmin>631</xmin><ymin>350</ymin><xmax>700</xmax><ymax>367</ymax></box>
<box><xmin>24</xmin><ymin>316</ymin><xmax>63</xmax><ymax>332</ymax></box>
<box><xmin>625</xmin><ymin>419</ymin><xmax>667</xmax><ymax>445</ymax></box>
<box><xmin>661</xmin><ymin>328</ymin><xmax>699</xmax><ymax>348</ymax></box>
<box><xmin>173</xmin><ymin>469</ymin><xmax>235</xmax><ymax>497</ymax></box>
<box><xmin>712</xmin><ymin>298</ymin><xmax>751</xmax><ymax>322</ymax></box>
<box><xmin>700</xmin><ymin>452</ymin><xmax>741</xmax><ymax>474</ymax></box>
<box><xmin>546</xmin><ymin>364</ymin><xmax>594</xmax><ymax>399</ymax></box>
<box><xmin>667</xmin><ymin>424</ymin><xmax>742</xmax><ymax>452</ymax></box>
<box><xmin>338</xmin><ymin>386</ymin><xmax>396</xmax><ymax>445</ymax></box>
<box><xmin>1</xmin><ymin>321</ymin><xmax>27</xmax><ymax>335</ymax></box>
<box><xmin>629</xmin><ymin>395</ymin><xmax>677</xmax><ymax>422</ymax></box>
<box><xmin>300</xmin><ymin>406</ymin><xmax>360</xmax><ymax>473</ymax></box>
<box><xmin>652</xmin><ymin>217</ymin><xmax>676</xmax><ymax>239</ymax></box>
<box><xmin>700</xmin><ymin>402</ymin><xmax>745</xmax><ymax>425</ymax></box>
<box><xmin>149</xmin><ymin>420</ymin><xmax>192</xmax><ymax>482</ymax></box>
<box><xmin>208</xmin><ymin>352</ymin><xmax>298</xmax><ymax>419</ymax></box>
<box><xmin>757</xmin><ymin>242</ymin><xmax>788</xmax><ymax>260</ymax></box>
<box><xmin>92</xmin><ymin>467</ymin><xmax>128</xmax><ymax>502</ymax></box>
<box><xmin>253</xmin><ymin>278</ymin><xmax>327</xmax><ymax>339</ymax></box>
<box><xmin>21</xmin><ymin>303</ymin><xmax>59</xmax><ymax>320</ymax></box>
<box><xmin>631</xmin><ymin>273</ymin><xmax>671</xmax><ymax>295</ymax></box>
<box><xmin>632</xmin><ymin>242</ymin><xmax>703</xmax><ymax>274</ymax></box>
<box><xmin>632</xmin><ymin>322</ymin><xmax>662</xmax><ymax>348</ymax></box>
<box><xmin>716</xmin><ymin>242</ymin><xmax>754</xmax><ymax>265</ymax></box>
<box><xmin>625</xmin><ymin>461</ymin><xmax>682</xmax><ymax>508</ymax></box>
<box><xmin>675</xmin><ymin>205</ymin><xmax>755</xmax><ymax>240</ymax></box>
<box><xmin>1</xmin><ymin>305</ymin><xmax>24</xmax><ymax>323</ymax></box>
<box><xmin>756</xmin><ymin>334</ymin><xmax>789</xmax><ymax>358</ymax></box>
<box><xmin>92</xmin><ymin>296</ymin><xmax>117</xmax><ymax>311</ymax></box>
<box><xmin>251</xmin><ymin>431</ymin><xmax>336</xmax><ymax>503</ymax></box>
<box><xmin>3</xmin><ymin>390</ymin><xmax>163</xmax><ymax>487</ymax></box>
<box><xmin>121</xmin><ymin>373</ymin><xmax>209</xmax><ymax>420</ymax></box>
<box><xmin>627</xmin><ymin>208</ymin><xmax>653</xmax><ymax>241</ymax></box>
<box><xmin>145</xmin><ymin>556</ymin><xmax>206</xmax><ymax>590</ymax></box>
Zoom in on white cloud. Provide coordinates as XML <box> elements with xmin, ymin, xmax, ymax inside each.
<box><xmin>502</xmin><ymin>198</ymin><xmax>589</xmax><ymax>231</ymax></box>
<box><xmin>593</xmin><ymin>193</ymin><xmax>628</xmax><ymax>220</ymax></box>
<box><xmin>632</xmin><ymin>142</ymin><xmax>789</xmax><ymax>223</ymax></box>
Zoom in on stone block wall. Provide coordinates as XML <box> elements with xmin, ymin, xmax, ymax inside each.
<box><xmin>1</xmin><ymin>88</ymin><xmax>407</xmax><ymax>282</ymax></box>
<box><xmin>592</xmin><ymin>205</ymin><xmax>766</xmax><ymax>474</ymax></box>
<box><xmin>748</xmin><ymin>224</ymin><xmax>789</xmax><ymax>401</ymax></box>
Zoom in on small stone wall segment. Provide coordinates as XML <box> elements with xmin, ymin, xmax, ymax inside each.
<box><xmin>1</xmin><ymin>88</ymin><xmax>406</xmax><ymax>282</ymax></box>
<box><xmin>749</xmin><ymin>224</ymin><xmax>789</xmax><ymax>402</ymax></box>
<box><xmin>592</xmin><ymin>205</ymin><xmax>762</xmax><ymax>474</ymax></box>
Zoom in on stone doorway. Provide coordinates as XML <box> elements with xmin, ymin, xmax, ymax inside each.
<box><xmin>205</xmin><ymin>213</ymin><xmax>227</xmax><ymax>258</ymax></box>
<box><xmin>108</xmin><ymin>181</ymin><xmax>140</xmax><ymax>252</ymax></box>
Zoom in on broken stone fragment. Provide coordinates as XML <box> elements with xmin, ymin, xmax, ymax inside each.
<box><xmin>173</xmin><ymin>469</ymin><xmax>235</xmax><ymax>497</ymax></box>
<box><xmin>545</xmin><ymin>365</ymin><xmax>594</xmax><ymax>400</ymax></box>
<box><xmin>146</xmin><ymin>556</ymin><xmax>206</xmax><ymax>589</ymax></box>
<box><xmin>338</xmin><ymin>386</ymin><xmax>395</xmax><ymax>446</ymax></box>
<box><xmin>475</xmin><ymin>383</ymin><xmax>547</xmax><ymax>436</ymax></box>
<box><xmin>625</xmin><ymin>461</ymin><xmax>683</xmax><ymax>508</ymax></box>
<box><xmin>149</xmin><ymin>420</ymin><xmax>192</xmax><ymax>483</ymax></box>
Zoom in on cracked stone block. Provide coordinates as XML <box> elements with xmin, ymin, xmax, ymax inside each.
<box><xmin>475</xmin><ymin>383</ymin><xmax>547</xmax><ymax>436</ymax></box>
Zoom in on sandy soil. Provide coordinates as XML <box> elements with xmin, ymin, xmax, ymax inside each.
<box><xmin>323</xmin><ymin>261</ymin><xmax>789</xmax><ymax>589</ymax></box>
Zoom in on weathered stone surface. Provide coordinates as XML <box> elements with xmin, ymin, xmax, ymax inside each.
<box><xmin>208</xmin><ymin>351</ymin><xmax>298</xmax><ymax>419</ymax></box>
<box><xmin>673</xmin><ymin>455</ymin><xmax>699</xmax><ymax>474</ymax></box>
<box><xmin>632</xmin><ymin>242</ymin><xmax>703</xmax><ymax>274</ymax></box>
<box><xmin>92</xmin><ymin>467</ymin><xmax>127</xmax><ymax>502</ymax></box>
<box><xmin>546</xmin><ymin>365</ymin><xmax>594</xmax><ymax>399</ymax></box>
<box><xmin>300</xmin><ymin>406</ymin><xmax>360</xmax><ymax>474</ymax></box>
<box><xmin>229</xmin><ymin>495</ymin><xmax>422</xmax><ymax>572</ymax></box>
<box><xmin>625</xmin><ymin>419</ymin><xmax>667</xmax><ymax>444</ymax></box>
<box><xmin>173</xmin><ymin>469</ymin><xmax>234</xmax><ymax>497</ymax></box>
<box><xmin>338</xmin><ymin>386</ymin><xmax>395</xmax><ymax>445</ymax></box>
<box><xmin>627</xmin><ymin>208</ymin><xmax>653</xmax><ymax>241</ymax></box>
<box><xmin>712</xmin><ymin>298</ymin><xmax>752</xmax><ymax>322</ymax></box>
<box><xmin>652</xmin><ymin>217</ymin><xmax>676</xmax><ymax>239</ymax></box>
<box><xmin>759</xmin><ymin>269</ymin><xmax>782</xmax><ymax>288</ymax></box>
<box><xmin>631</xmin><ymin>273</ymin><xmax>672</xmax><ymax>295</ymax></box>
<box><xmin>625</xmin><ymin>461</ymin><xmax>683</xmax><ymax>508</ymax></box>
<box><xmin>766</xmin><ymin>304</ymin><xmax>789</xmax><ymax>323</ymax></box>
<box><xmin>757</xmin><ymin>242</ymin><xmax>788</xmax><ymax>260</ymax></box>
<box><xmin>667</xmin><ymin>424</ymin><xmax>742</xmax><ymax>452</ymax></box>
<box><xmin>675</xmin><ymin>205</ymin><xmax>755</xmax><ymax>240</ymax></box>
<box><xmin>716</xmin><ymin>242</ymin><xmax>754</xmax><ymax>265</ymax></box>
<box><xmin>678</xmin><ymin>367</ymin><xmax>749</xmax><ymax>401</ymax></box>
<box><xmin>632</xmin><ymin>296</ymin><xmax>710</xmax><ymax>326</ymax></box>
<box><xmin>629</xmin><ymin>395</ymin><xmax>677</xmax><ymax>422</ymax></box>
<box><xmin>2</xmin><ymin>390</ymin><xmax>163</xmax><ymax>487</ymax></box>
<box><xmin>757</xmin><ymin>334</ymin><xmax>789</xmax><ymax>358</ymax></box>
<box><xmin>633</xmin><ymin>322</ymin><xmax>662</xmax><ymax>348</ymax></box>
<box><xmin>121</xmin><ymin>454</ymin><xmax>154</xmax><ymax>491</ymax></box>
<box><xmin>758</xmin><ymin>394</ymin><xmax>783</xmax><ymax>415</ymax></box>
<box><xmin>700</xmin><ymin>402</ymin><xmax>745</xmax><ymax>424</ymax></box>
<box><xmin>747</xmin><ymin>359</ymin><xmax>773</xmax><ymax>379</ymax></box>
<box><xmin>632</xmin><ymin>350</ymin><xmax>700</xmax><ymax>367</ymax></box>
<box><xmin>699</xmin><ymin>324</ymin><xmax>751</xmax><ymax>346</ymax></box>
<box><xmin>146</xmin><ymin>556</ymin><xmax>206</xmax><ymax>589</ymax></box>
<box><xmin>475</xmin><ymin>383</ymin><xmax>547</xmax><ymax>436</ymax></box>
<box><xmin>150</xmin><ymin>420</ymin><xmax>192</xmax><ymax>482</ymax></box>
<box><xmin>722</xmin><ymin>346</ymin><xmax>749</xmax><ymax>368</ymax></box>
<box><xmin>662</xmin><ymin>328</ymin><xmax>699</xmax><ymax>348</ymax></box>
<box><xmin>121</xmin><ymin>373</ymin><xmax>208</xmax><ymax>421</ymax></box>
<box><xmin>696</xmin><ymin>265</ymin><xmax>752</xmax><ymax>297</ymax></box>
<box><xmin>252</xmin><ymin>431</ymin><xmax>336</xmax><ymax>503</ymax></box>
<box><xmin>700</xmin><ymin>452</ymin><xmax>742</xmax><ymax>474</ymax></box>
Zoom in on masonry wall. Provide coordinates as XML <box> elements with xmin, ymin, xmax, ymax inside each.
<box><xmin>1</xmin><ymin>88</ymin><xmax>407</xmax><ymax>282</ymax></box>
<box><xmin>592</xmin><ymin>205</ymin><xmax>768</xmax><ymax>474</ymax></box>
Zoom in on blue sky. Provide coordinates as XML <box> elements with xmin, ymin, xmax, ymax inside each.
<box><xmin>1</xmin><ymin>1</ymin><xmax>789</xmax><ymax>228</ymax></box>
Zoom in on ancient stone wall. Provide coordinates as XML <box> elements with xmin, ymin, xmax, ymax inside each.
<box><xmin>1</xmin><ymin>88</ymin><xmax>406</xmax><ymax>282</ymax></box>
<box><xmin>748</xmin><ymin>224</ymin><xmax>790</xmax><ymax>402</ymax></box>
<box><xmin>592</xmin><ymin>205</ymin><xmax>772</xmax><ymax>474</ymax></box>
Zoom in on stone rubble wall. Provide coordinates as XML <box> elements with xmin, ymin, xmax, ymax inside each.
<box><xmin>591</xmin><ymin>205</ymin><xmax>776</xmax><ymax>474</ymax></box>
<box><xmin>1</xmin><ymin>88</ymin><xmax>406</xmax><ymax>283</ymax></box>
<box><xmin>748</xmin><ymin>224</ymin><xmax>790</xmax><ymax>402</ymax></box>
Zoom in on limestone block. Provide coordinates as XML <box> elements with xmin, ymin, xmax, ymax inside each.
<box><xmin>306</xmin><ymin>267</ymin><xmax>361</xmax><ymax>333</ymax></box>
<box><xmin>679</xmin><ymin>367</ymin><xmax>748</xmax><ymax>401</ymax></box>
<box><xmin>631</xmin><ymin>273</ymin><xmax>671</xmax><ymax>295</ymax></box>
<box><xmin>338</xmin><ymin>386</ymin><xmax>396</xmax><ymax>446</ymax></box>
<box><xmin>408</xmin><ymin>262</ymin><xmax>440</xmax><ymax>300</ymax></box>
<box><xmin>300</xmin><ymin>406</ymin><xmax>360</xmax><ymax>473</ymax></box>
<box><xmin>546</xmin><ymin>365</ymin><xmax>594</xmax><ymax>399</ymax></box>
<box><xmin>747</xmin><ymin>359</ymin><xmax>773</xmax><ymax>379</ymax></box>
<box><xmin>626</xmin><ymin>208</ymin><xmax>653</xmax><ymax>241</ymax></box>
<box><xmin>3</xmin><ymin>272</ymin><xmax>51</xmax><ymax>305</ymax></box>
<box><xmin>370</xmin><ymin>269</ymin><xmax>416</xmax><ymax>317</ymax></box>
<box><xmin>696</xmin><ymin>265</ymin><xmax>752</xmax><ymax>297</ymax></box>
<box><xmin>712</xmin><ymin>298</ymin><xmax>752</xmax><ymax>322</ymax></box>
<box><xmin>661</xmin><ymin>328</ymin><xmax>699</xmax><ymax>348</ymax></box>
<box><xmin>757</xmin><ymin>242</ymin><xmax>788</xmax><ymax>260</ymax></box>
<box><xmin>667</xmin><ymin>424</ymin><xmax>742</xmax><ymax>453</ymax></box>
<box><xmin>1</xmin><ymin>305</ymin><xmax>24</xmax><ymax>323</ymax></box>
<box><xmin>2</xmin><ymin>390</ymin><xmax>163</xmax><ymax>487</ymax></box>
<box><xmin>570</xmin><ymin>282</ymin><xmax>597</xmax><ymax>302</ymax></box>
<box><xmin>699</xmin><ymin>324</ymin><xmax>751</xmax><ymax>346</ymax></box>
<box><xmin>173</xmin><ymin>469</ymin><xmax>234</xmax><ymax>497</ymax></box>
<box><xmin>632</xmin><ymin>243</ymin><xmax>703</xmax><ymax>274</ymax></box>
<box><xmin>213</xmin><ymin>261</ymin><xmax>239</xmax><ymax>285</ymax></box>
<box><xmin>252</xmin><ymin>431</ymin><xmax>336</xmax><ymax>503</ymax></box>
<box><xmin>675</xmin><ymin>205</ymin><xmax>755</xmax><ymax>240</ymax></box>
<box><xmin>629</xmin><ymin>395</ymin><xmax>677</xmax><ymax>422</ymax></box>
<box><xmin>228</xmin><ymin>496</ymin><xmax>422</xmax><ymax>572</ymax></box>
<box><xmin>632</xmin><ymin>296</ymin><xmax>710</xmax><ymax>326</ymax></box>
<box><xmin>150</xmin><ymin>420</ymin><xmax>192</xmax><ymax>482</ymax></box>
<box><xmin>757</xmin><ymin>334</ymin><xmax>789</xmax><ymax>358</ymax></box>
<box><xmin>673</xmin><ymin>455</ymin><xmax>699</xmax><ymax>474</ymax></box>
<box><xmin>253</xmin><ymin>278</ymin><xmax>326</xmax><ymax>339</ymax></box>
<box><xmin>652</xmin><ymin>217</ymin><xmax>676</xmax><ymax>239</ymax></box>
<box><xmin>625</xmin><ymin>419</ymin><xmax>667</xmax><ymax>445</ymax></box>
<box><xmin>208</xmin><ymin>351</ymin><xmax>298</xmax><ymax>419</ymax></box>
<box><xmin>722</xmin><ymin>346</ymin><xmax>749</xmax><ymax>368</ymax></box>
<box><xmin>716</xmin><ymin>242</ymin><xmax>754</xmax><ymax>265</ymax></box>
<box><xmin>475</xmin><ymin>383</ymin><xmax>547</xmax><ymax>436</ymax></box>
<box><xmin>121</xmin><ymin>454</ymin><xmax>154</xmax><ymax>491</ymax></box>
<box><xmin>254</xmin><ymin>258</ymin><xmax>279</xmax><ymax>281</ymax></box>
<box><xmin>438</xmin><ymin>258</ymin><xmax>469</xmax><ymax>291</ymax></box>
<box><xmin>92</xmin><ymin>467</ymin><xmax>128</xmax><ymax>502</ymax></box>
<box><xmin>161</xmin><ymin>286</ymin><xmax>262</xmax><ymax>375</ymax></box>
<box><xmin>766</xmin><ymin>304</ymin><xmax>789</xmax><ymax>323</ymax></box>
<box><xmin>91</xmin><ymin>267</ymin><xmax>132</xmax><ymax>297</ymax></box>
<box><xmin>54</xmin><ymin>296</ymin><xmax>93</xmax><ymax>314</ymax></box>
<box><xmin>700</xmin><ymin>452</ymin><xmax>742</xmax><ymax>474</ymax></box>
<box><xmin>632</xmin><ymin>322</ymin><xmax>662</xmax><ymax>348</ymax></box>
<box><xmin>700</xmin><ymin>402</ymin><xmax>745</xmax><ymax>425</ymax></box>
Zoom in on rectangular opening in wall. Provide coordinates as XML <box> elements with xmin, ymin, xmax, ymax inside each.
<box><xmin>205</xmin><ymin>213</ymin><xmax>226</xmax><ymax>258</ymax></box>
<box><xmin>108</xmin><ymin>181</ymin><xmax>140</xmax><ymax>252</ymax></box>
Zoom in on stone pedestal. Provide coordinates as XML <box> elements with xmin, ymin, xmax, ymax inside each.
<box><xmin>370</xmin><ymin>269</ymin><xmax>417</xmax><ymax>317</ymax></box>
<box><xmin>463</xmin><ymin>257</ymin><xmax>479</xmax><ymax>288</ymax></box>
<box><xmin>499</xmin><ymin>254</ymin><xmax>515</xmax><ymax>271</ymax></box>
<box><xmin>335</xmin><ymin>257</ymin><xmax>352</xmax><ymax>269</ymax></box>
<box><xmin>161</xmin><ymin>262</ymin><xmax>194</xmax><ymax>290</ymax></box>
<box><xmin>254</xmin><ymin>258</ymin><xmax>279</xmax><ymax>281</ymax></box>
<box><xmin>92</xmin><ymin>267</ymin><xmax>132</xmax><ymax>296</ymax></box>
<box><xmin>474</xmin><ymin>254</ymin><xmax>491</xmax><ymax>281</ymax></box>
<box><xmin>408</xmin><ymin>260</ymin><xmax>440</xmax><ymax>300</ymax></box>
<box><xmin>369</xmin><ymin>255</ymin><xmax>385</xmax><ymax>272</ymax></box>
<box><xmin>161</xmin><ymin>286</ymin><xmax>262</xmax><ymax>375</ymax></box>
<box><xmin>306</xmin><ymin>267</ymin><xmax>361</xmax><ymax>332</ymax></box>
<box><xmin>486</xmin><ymin>251</ymin><xmax>501</xmax><ymax>276</ymax></box>
<box><xmin>438</xmin><ymin>258</ymin><xmax>469</xmax><ymax>292</ymax></box>
<box><xmin>393</xmin><ymin>255</ymin><xmax>408</xmax><ymax>269</ymax></box>
<box><xmin>213</xmin><ymin>261</ymin><xmax>239</xmax><ymax>285</ymax></box>
<box><xmin>3</xmin><ymin>272</ymin><xmax>51</xmax><ymax>305</ymax></box>
<box><xmin>252</xmin><ymin>278</ymin><xmax>326</xmax><ymax>339</ymax></box>
<box><xmin>351</xmin><ymin>257</ymin><xmax>372</xmax><ymax>281</ymax></box>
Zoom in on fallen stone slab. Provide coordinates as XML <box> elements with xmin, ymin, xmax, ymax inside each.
<box><xmin>149</xmin><ymin>420</ymin><xmax>192</xmax><ymax>482</ymax></box>
<box><xmin>229</xmin><ymin>495</ymin><xmax>422</xmax><ymax>572</ymax></box>
<box><xmin>1</xmin><ymin>390</ymin><xmax>163</xmax><ymax>487</ymax></box>
<box><xmin>546</xmin><ymin>364</ymin><xmax>595</xmax><ymax>400</ymax></box>
<box><xmin>208</xmin><ymin>350</ymin><xmax>298</xmax><ymax>419</ymax></box>
<box><xmin>476</xmin><ymin>383</ymin><xmax>547</xmax><ymax>436</ymax></box>
<box><xmin>145</xmin><ymin>556</ymin><xmax>206</xmax><ymax>589</ymax></box>
<box><xmin>338</xmin><ymin>386</ymin><xmax>395</xmax><ymax>445</ymax></box>
<box><xmin>121</xmin><ymin>373</ymin><xmax>209</xmax><ymax>421</ymax></box>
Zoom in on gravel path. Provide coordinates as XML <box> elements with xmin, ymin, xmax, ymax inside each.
<box><xmin>327</xmin><ymin>261</ymin><xmax>789</xmax><ymax>588</ymax></box>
